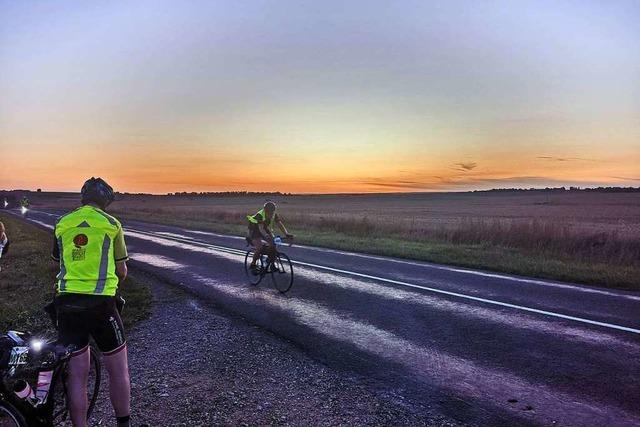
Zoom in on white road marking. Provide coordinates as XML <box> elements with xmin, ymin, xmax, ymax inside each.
<box><xmin>125</xmin><ymin>228</ymin><xmax>640</xmax><ymax>335</ymax></box>
<box><xmin>24</xmin><ymin>209</ymin><xmax>59</xmax><ymax>218</ymax></box>
<box><xmin>29</xmin><ymin>219</ymin><xmax>54</xmax><ymax>230</ymax></box>
<box><xmin>184</xmin><ymin>229</ymin><xmax>244</xmax><ymax>240</ymax></box>
<box><xmin>132</xmin><ymin>253</ymin><xmax>186</xmax><ymax>269</ymax></box>
<box><xmin>155</xmin><ymin>231</ymin><xmax>196</xmax><ymax>240</ymax></box>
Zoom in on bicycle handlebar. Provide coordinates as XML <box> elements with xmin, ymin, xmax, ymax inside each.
<box><xmin>2</xmin><ymin>331</ymin><xmax>74</xmax><ymax>373</ymax></box>
<box><xmin>274</xmin><ymin>235</ymin><xmax>294</xmax><ymax>246</ymax></box>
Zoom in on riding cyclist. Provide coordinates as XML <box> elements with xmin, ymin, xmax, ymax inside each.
<box><xmin>51</xmin><ymin>178</ymin><xmax>132</xmax><ymax>427</ymax></box>
<box><xmin>247</xmin><ymin>201</ymin><xmax>293</xmax><ymax>273</ymax></box>
<box><xmin>19</xmin><ymin>196</ymin><xmax>30</xmax><ymax>208</ymax></box>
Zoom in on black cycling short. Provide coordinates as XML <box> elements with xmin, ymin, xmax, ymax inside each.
<box><xmin>248</xmin><ymin>223</ymin><xmax>263</xmax><ymax>240</ymax></box>
<box><xmin>56</xmin><ymin>294</ymin><xmax>126</xmax><ymax>356</ymax></box>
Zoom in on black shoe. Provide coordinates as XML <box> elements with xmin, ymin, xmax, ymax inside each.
<box><xmin>250</xmin><ymin>264</ymin><xmax>261</xmax><ymax>275</ymax></box>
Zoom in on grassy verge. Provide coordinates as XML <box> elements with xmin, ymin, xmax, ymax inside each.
<box><xmin>0</xmin><ymin>212</ymin><xmax>152</xmax><ymax>334</ymax></box>
<box><xmin>115</xmin><ymin>211</ymin><xmax>640</xmax><ymax>290</ymax></box>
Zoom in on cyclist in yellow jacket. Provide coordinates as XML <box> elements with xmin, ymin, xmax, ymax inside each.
<box><xmin>51</xmin><ymin>178</ymin><xmax>131</xmax><ymax>427</ymax></box>
<box><xmin>247</xmin><ymin>201</ymin><xmax>293</xmax><ymax>273</ymax></box>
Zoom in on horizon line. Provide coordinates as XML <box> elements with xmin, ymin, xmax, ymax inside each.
<box><xmin>2</xmin><ymin>185</ymin><xmax>639</xmax><ymax>197</ymax></box>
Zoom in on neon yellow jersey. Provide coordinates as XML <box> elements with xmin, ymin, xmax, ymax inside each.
<box><xmin>53</xmin><ymin>206</ymin><xmax>128</xmax><ymax>296</ymax></box>
<box><xmin>247</xmin><ymin>208</ymin><xmax>278</xmax><ymax>229</ymax></box>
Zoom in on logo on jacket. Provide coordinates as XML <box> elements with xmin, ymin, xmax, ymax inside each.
<box><xmin>72</xmin><ymin>233</ymin><xmax>88</xmax><ymax>261</ymax></box>
<box><xmin>73</xmin><ymin>234</ymin><xmax>89</xmax><ymax>247</ymax></box>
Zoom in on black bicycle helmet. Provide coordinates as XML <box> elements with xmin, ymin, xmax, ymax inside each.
<box><xmin>81</xmin><ymin>177</ymin><xmax>115</xmax><ymax>209</ymax></box>
<box><xmin>264</xmin><ymin>201</ymin><xmax>276</xmax><ymax>213</ymax></box>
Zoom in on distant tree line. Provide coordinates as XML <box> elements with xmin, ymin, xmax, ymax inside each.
<box><xmin>2</xmin><ymin>187</ymin><xmax>639</xmax><ymax>197</ymax></box>
<box><xmin>165</xmin><ymin>191</ymin><xmax>292</xmax><ymax>197</ymax></box>
<box><xmin>472</xmin><ymin>186</ymin><xmax>640</xmax><ymax>193</ymax></box>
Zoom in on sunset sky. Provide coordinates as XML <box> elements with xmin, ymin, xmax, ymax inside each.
<box><xmin>1</xmin><ymin>0</ymin><xmax>639</xmax><ymax>193</ymax></box>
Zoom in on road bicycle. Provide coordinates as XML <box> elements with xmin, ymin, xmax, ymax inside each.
<box><xmin>0</xmin><ymin>331</ymin><xmax>101</xmax><ymax>426</ymax></box>
<box><xmin>244</xmin><ymin>235</ymin><xmax>294</xmax><ymax>293</ymax></box>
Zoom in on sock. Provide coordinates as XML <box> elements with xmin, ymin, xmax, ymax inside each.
<box><xmin>116</xmin><ymin>415</ymin><xmax>131</xmax><ymax>427</ymax></box>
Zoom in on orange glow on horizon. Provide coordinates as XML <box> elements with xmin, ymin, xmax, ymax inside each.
<box><xmin>4</xmin><ymin>148</ymin><xmax>639</xmax><ymax>195</ymax></box>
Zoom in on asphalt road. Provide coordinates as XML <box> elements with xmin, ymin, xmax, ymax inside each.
<box><xmin>9</xmin><ymin>208</ymin><xmax>640</xmax><ymax>426</ymax></box>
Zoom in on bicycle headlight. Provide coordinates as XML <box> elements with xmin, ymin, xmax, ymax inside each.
<box><xmin>30</xmin><ymin>339</ymin><xmax>43</xmax><ymax>352</ymax></box>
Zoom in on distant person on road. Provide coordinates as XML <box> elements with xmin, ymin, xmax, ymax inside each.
<box><xmin>247</xmin><ymin>201</ymin><xmax>294</xmax><ymax>273</ymax></box>
<box><xmin>0</xmin><ymin>221</ymin><xmax>9</xmax><ymax>272</ymax></box>
<box><xmin>19</xmin><ymin>195</ymin><xmax>30</xmax><ymax>216</ymax></box>
<box><xmin>51</xmin><ymin>177</ymin><xmax>132</xmax><ymax>427</ymax></box>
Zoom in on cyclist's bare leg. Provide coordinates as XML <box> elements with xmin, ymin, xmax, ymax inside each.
<box><xmin>103</xmin><ymin>345</ymin><xmax>131</xmax><ymax>426</ymax></box>
<box><xmin>67</xmin><ymin>347</ymin><xmax>90</xmax><ymax>427</ymax></box>
<box><xmin>251</xmin><ymin>238</ymin><xmax>263</xmax><ymax>266</ymax></box>
<box><xmin>265</xmin><ymin>242</ymin><xmax>276</xmax><ymax>263</ymax></box>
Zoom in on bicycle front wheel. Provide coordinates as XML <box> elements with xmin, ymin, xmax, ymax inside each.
<box><xmin>271</xmin><ymin>252</ymin><xmax>294</xmax><ymax>294</ymax></box>
<box><xmin>0</xmin><ymin>401</ymin><xmax>27</xmax><ymax>427</ymax></box>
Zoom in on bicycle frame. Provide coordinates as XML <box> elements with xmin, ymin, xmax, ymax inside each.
<box><xmin>7</xmin><ymin>366</ymin><xmax>66</xmax><ymax>426</ymax></box>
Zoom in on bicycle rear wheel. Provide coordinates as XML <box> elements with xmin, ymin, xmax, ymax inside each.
<box><xmin>271</xmin><ymin>252</ymin><xmax>294</xmax><ymax>294</ymax></box>
<box><xmin>52</xmin><ymin>347</ymin><xmax>101</xmax><ymax>424</ymax></box>
<box><xmin>244</xmin><ymin>250</ymin><xmax>267</xmax><ymax>286</ymax></box>
<box><xmin>0</xmin><ymin>401</ymin><xmax>27</xmax><ymax>427</ymax></box>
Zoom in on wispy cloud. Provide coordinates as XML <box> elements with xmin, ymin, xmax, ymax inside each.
<box><xmin>453</xmin><ymin>162</ymin><xmax>477</xmax><ymax>172</ymax></box>
<box><xmin>537</xmin><ymin>156</ymin><xmax>600</xmax><ymax>162</ymax></box>
<box><xmin>611</xmin><ymin>176</ymin><xmax>640</xmax><ymax>181</ymax></box>
<box><xmin>355</xmin><ymin>175</ymin><xmax>616</xmax><ymax>192</ymax></box>
<box><xmin>361</xmin><ymin>182</ymin><xmax>429</xmax><ymax>189</ymax></box>
<box><xmin>357</xmin><ymin>178</ymin><xmax>438</xmax><ymax>190</ymax></box>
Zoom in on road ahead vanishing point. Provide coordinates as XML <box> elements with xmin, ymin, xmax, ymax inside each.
<box><xmin>11</xmin><ymin>209</ymin><xmax>640</xmax><ymax>427</ymax></box>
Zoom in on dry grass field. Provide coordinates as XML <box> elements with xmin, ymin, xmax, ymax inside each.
<box><xmin>7</xmin><ymin>190</ymin><xmax>640</xmax><ymax>290</ymax></box>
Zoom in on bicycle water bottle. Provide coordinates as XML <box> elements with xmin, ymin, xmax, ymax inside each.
<box><xmin>274</xmin><ymin>236</ymin><xmax>282</xmax><ymax>245</ymax></box>
<box><xmin>14</xmin><ymin>380</ymin><xmax>38</xmax><ymax>406</ymax></box>
<box><xmin>35</xmin><ymin>369</ymin><xmax>53</xmax><ymax>403</ymax></box>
